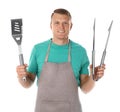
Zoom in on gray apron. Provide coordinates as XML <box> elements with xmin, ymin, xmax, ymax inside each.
<box><xmin>35</xmin><ymin>40</ymin><xmax>82</xmax><ymax>112</ymax></box>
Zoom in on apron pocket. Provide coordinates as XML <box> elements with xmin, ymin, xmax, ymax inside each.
<box><xmin>39</xmin><ymin>100</ymin><xmax>71</xmax><ymax>112</ymax></box>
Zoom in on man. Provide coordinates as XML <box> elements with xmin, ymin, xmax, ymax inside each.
<box><xmin>16</xmin><ymin>8</ymin><xmax>105</xmax><ymax>112</ymax></box>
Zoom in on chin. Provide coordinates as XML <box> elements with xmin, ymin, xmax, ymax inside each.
<box><xmin>57</xmin><ymin>36</ymin><xmax>68</xmax><ymax>39</ymax></box>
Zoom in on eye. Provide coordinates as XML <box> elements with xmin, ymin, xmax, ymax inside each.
<box><xmin>54</xmin><ymin>21</ymin><xmax>59</xmax><ymax>25</ymax></box>
<box><xmin>64</xmin><ymin>22</ymin><xmax>68</xmax><ymax>24</ymax></box>
<box><xmin>63</xmin><ymin>22</ymin><xmax>69</xmax><ymax>25</ymax></box>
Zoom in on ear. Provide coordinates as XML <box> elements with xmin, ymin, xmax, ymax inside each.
<box><xmin>70</xmin><ymin>23</ymin><xmax>73</xmax><ymax>30</ymax></box>
<box><xmin>50</xmin><ymin>22</ymin><xmax>52</xmax><ymax>29</ymax></box>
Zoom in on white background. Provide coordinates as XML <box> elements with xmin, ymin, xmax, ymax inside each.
<box><xmin>0</xmin><ymin>0</ymin><xmax>120</xmax><ymax>112</ymax></box>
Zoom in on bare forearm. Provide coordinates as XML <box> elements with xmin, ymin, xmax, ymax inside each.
<box><xmin>80</xmin><ymin>74</ymin><xmax>95</xmax><ymax>94</ymax></box>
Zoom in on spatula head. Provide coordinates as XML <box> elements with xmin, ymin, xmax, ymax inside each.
<box><xmin>11</xmin><ymin>19</ymin><xmax>22</xmax><ymax>45</ymax></box>
<box><xmin>11</xmin><ymin>19</ymin><xmax>22</xmax><ymax>35</ymax></box>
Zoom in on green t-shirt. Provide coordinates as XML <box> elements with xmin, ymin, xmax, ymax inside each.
<box><xmin>27</xmin><ymin>39</ymin><xmax>89</xmax><ymax>86</ymax></box>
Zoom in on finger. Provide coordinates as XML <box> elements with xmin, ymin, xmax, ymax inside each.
<box><xmin>16</xmin><ymin>65</ymin><xmax>28</xmax><ymax>77</ymax></box>
<box><xmin>99</xmin><ymin>64</ymin><xmax>106</xmax><ymax>69</ymax></box>
<box><xmin>17</xmin><ymin>70</ymin><xmax>28</xmax><ymax>78</ymax></box>
<box><xmin>97</xmin><ymin>71</ymin><xmax>104</xmax><ymax>78</ymax></box>
<box><xmin>17</xmin><ymin>65</ymin><xmax>28</xmax><ymax>69</ymax></box>
<box><xmin>98</xmin><ymin>66</ymin><xmax>106</xmax><ymax>72</ymax></box>
<box><xmin>16</xmin><ymin>64</ymin><xmax>28</xmax><ymax>71</ymax></box>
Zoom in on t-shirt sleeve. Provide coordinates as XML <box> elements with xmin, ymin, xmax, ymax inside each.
<box><xmin>27</xmin><ymin>46</ymin><xmax>38</xmax><ymax>75</ymax></box>
<box><xmin>79</xmin><ymin>49</ymin><xmax>90</xmax><ymax>75</ymax></box>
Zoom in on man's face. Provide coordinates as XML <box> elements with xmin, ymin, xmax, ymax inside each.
<box><xmin>50</xmin><ymin>13</ymin><xmax>72</xmax><ymax>39</ymax></box>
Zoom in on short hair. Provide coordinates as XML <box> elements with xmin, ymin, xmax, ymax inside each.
<box><xmin>51</xmin><ymin>8</ymin><xmax>72</xmax><ymax>19</ymax></box>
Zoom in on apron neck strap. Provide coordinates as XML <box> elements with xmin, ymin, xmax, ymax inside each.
<box><xmin>45</xmin><ymin>39</ymin><xmax>71</xmax><ymax>62</ymax></box>
<box><xmin>68</xmin><ymin>40</ymin><xmax>71</xmax><ymax>62</ymax></box>
<box><xmin>45</xmin><ymin>39</ymin><xmax>52</xmax><ymax>62</ymax></box>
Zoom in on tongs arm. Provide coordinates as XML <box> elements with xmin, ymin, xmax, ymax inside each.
<box><xmin>100</xmin><ymin>20</ymin><xmax>113</xmax><ymax>67</ymax></box>
<box><xmin>92</xmin><ymin>19</ymin><xmax>96</xmax><ymax>80</ymax></box>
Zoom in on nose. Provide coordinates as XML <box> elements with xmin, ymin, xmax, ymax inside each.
<box><xmin>59</xmin><ymin>23</ymin><xmax>64</xmax><ymax>29</ymax></box>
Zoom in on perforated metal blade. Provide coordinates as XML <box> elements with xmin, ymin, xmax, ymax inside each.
<box><xmin>11</xmin><ymin>19</ymin><xmax>22</xmax><ymax>45</ymax></box>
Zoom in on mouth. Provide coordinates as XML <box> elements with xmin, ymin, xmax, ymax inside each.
<box><xmin>57</xmin><ymin>30</ymin><xmax>65</xmax><ymax>34</ymax></box>
<box><xmin>58</xmin><ymin>30</ymin><xmax>65</xmax><ymax>32</ymax></box>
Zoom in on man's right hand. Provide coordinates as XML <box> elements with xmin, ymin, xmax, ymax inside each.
<box><xmin>16</xmin><ymin>64</ymin><xmax>28</xmax><ymax>79</ymax></box>
<box><xmin>16</xmin><ymin>64</ymin><xmax>35</xmax><ymax>88</ymax></box>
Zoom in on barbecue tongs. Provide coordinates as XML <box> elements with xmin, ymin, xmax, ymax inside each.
<box><xmin>92</xmin><ymin>19</ymin><xmax>113</xmax><ymax>81</ymax></box>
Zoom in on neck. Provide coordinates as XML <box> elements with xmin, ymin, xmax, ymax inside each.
<box><xmin>52</xmin><ymin>38</ymin><xmax>69</xmax><ymax>45</ymax></box>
